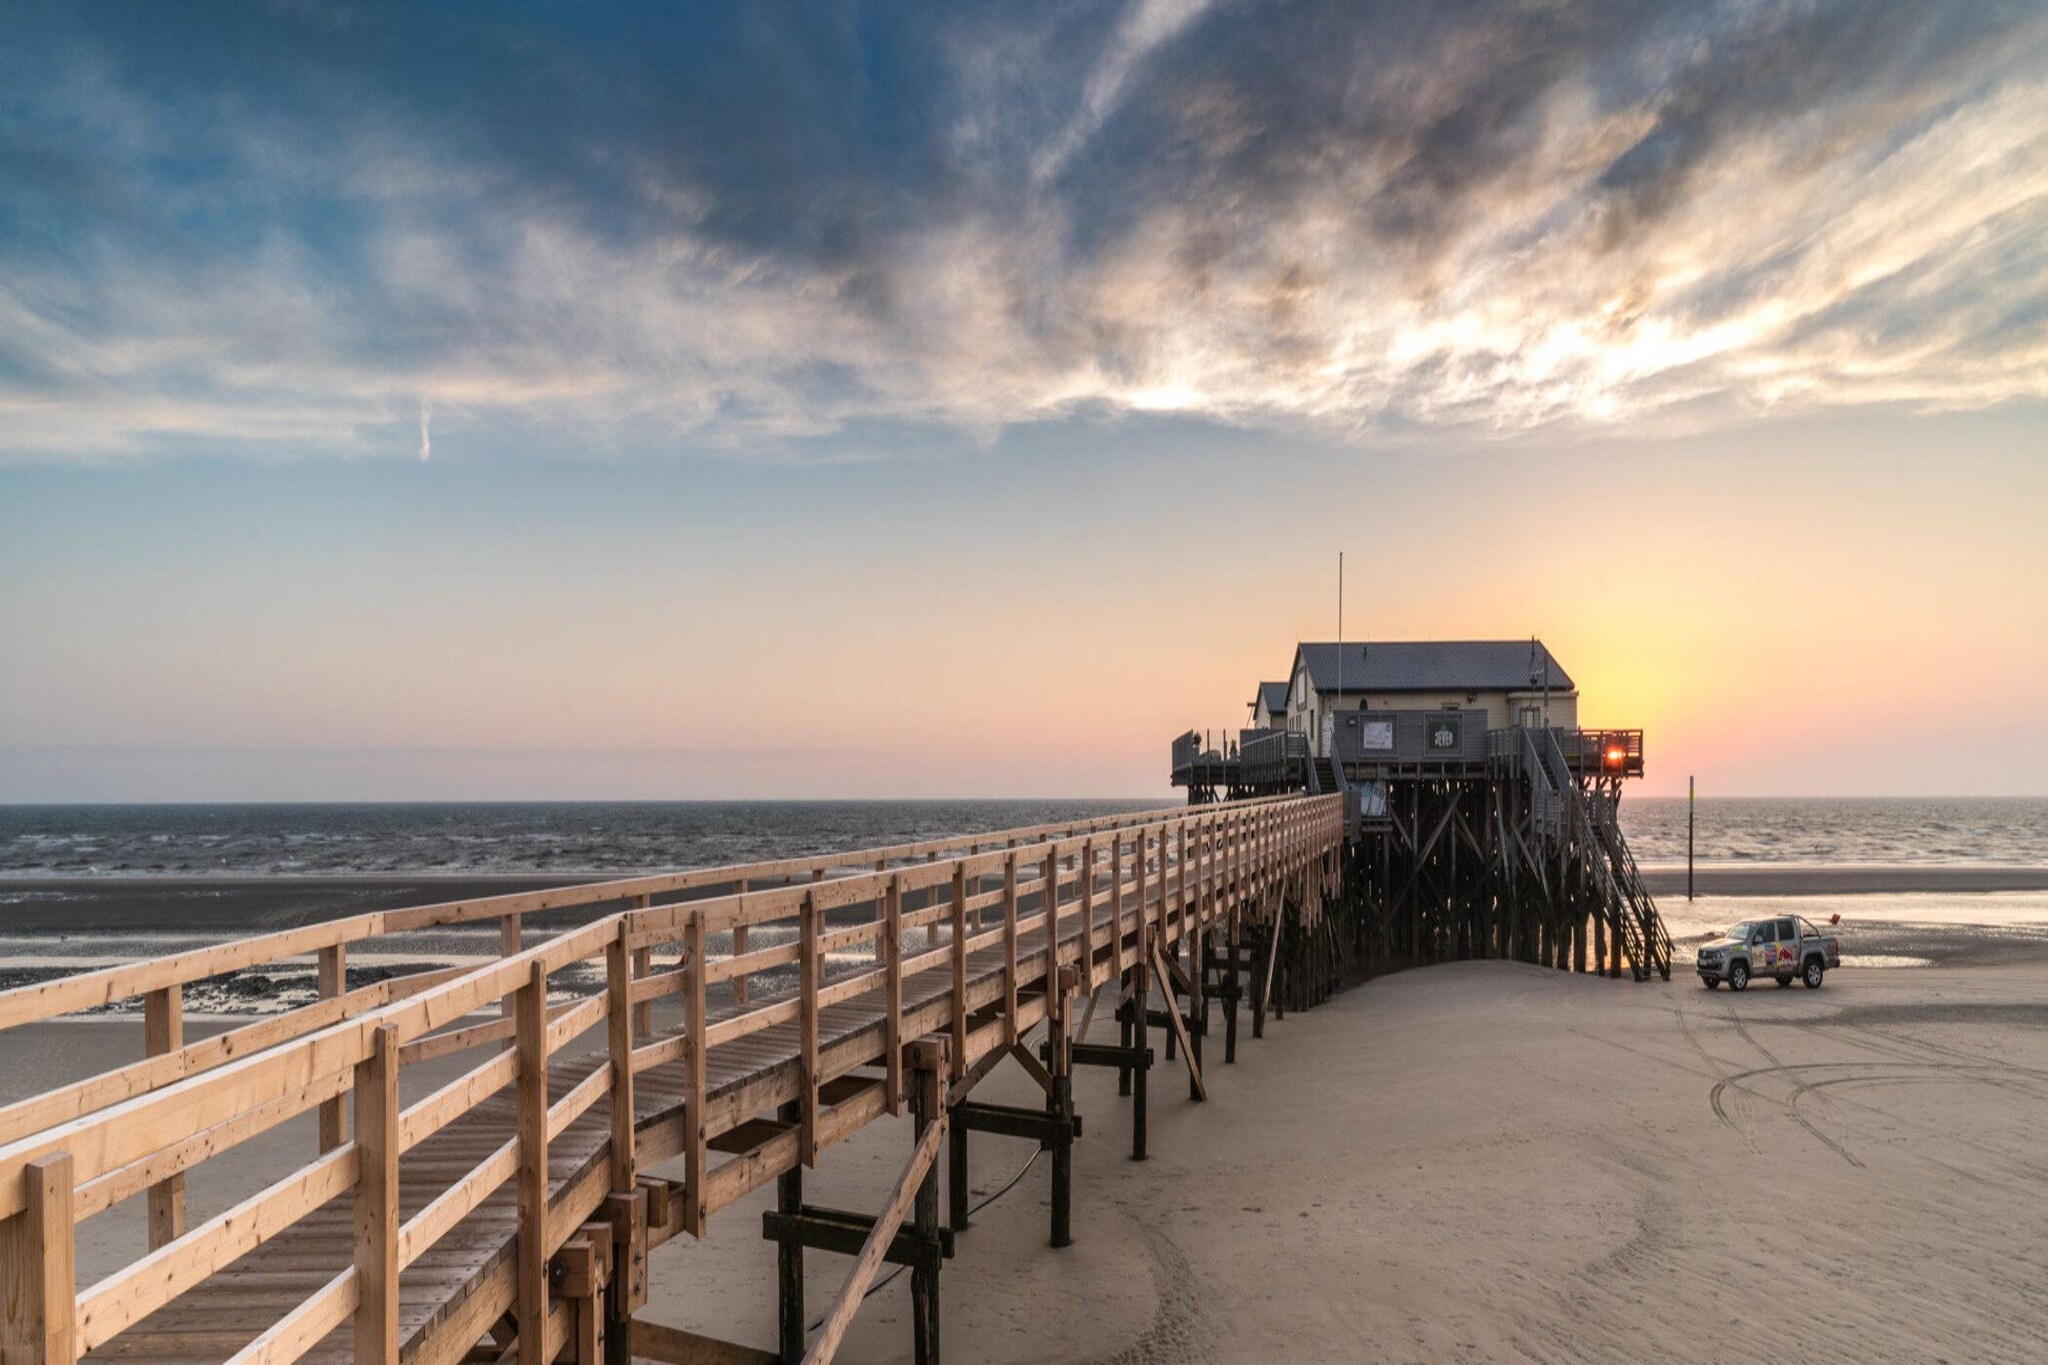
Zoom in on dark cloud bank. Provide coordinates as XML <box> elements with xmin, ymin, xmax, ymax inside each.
<box><xmin>1</xmin><ymin>0</ymin><xmax>2043</xmax><ymax>459</ymax></box>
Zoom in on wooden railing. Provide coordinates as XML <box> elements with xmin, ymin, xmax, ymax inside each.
<box><xmin>0</xmin><ymin>794</ymin><xmax>1344</xmax><ymax>1365</ymax></box>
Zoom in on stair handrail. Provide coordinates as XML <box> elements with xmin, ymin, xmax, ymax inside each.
<box><xmin>1586</xmin><ymin>786</ymin><xmax>1672</xmax><ymax>978</ymax></box>
<box><xmin>1544</xmin><ymin>730</ymin><xmax>1648</xmax><ymax>980</ymax></box>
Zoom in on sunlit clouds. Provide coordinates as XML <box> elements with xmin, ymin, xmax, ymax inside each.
<box><xmin>1</xmin><ymin>2</ymin><xmax>2045</xmax><ymax>464</ymax></box>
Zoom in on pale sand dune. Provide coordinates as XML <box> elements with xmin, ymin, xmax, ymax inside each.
<box><xmin>647</xmin><ymin>959</ymin><xmax>2048</xmax><ymax>1362</ymax></box>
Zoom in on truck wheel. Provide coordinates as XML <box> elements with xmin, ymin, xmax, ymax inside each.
<box><xmin>1729</xmin><ymin>961</ymin><xmax>1749</xmax><ymax>992</ymax></box>
<box><xmin>1702</xmin><ymin>977</ymin><xmax>1719</xmax><ymax>990</ymax></box>
<box><xmin>1776</xmin><ymin>975</ymin><xmax>1793</xmax><ymax>987</ymax></box>
<box><xmin>1803</xmin><ymin>959</ymin><xmax>1825</xmax><ymax>989</ymax></box>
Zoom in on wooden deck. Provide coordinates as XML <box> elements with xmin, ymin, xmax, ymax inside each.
<box><xmin>0</xmin><ymin>796</ymin><xmax>1345</xmax><ymax>1365</ymax></box>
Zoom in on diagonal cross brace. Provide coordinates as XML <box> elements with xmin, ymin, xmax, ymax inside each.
<box><xmin>1150</xmin><ymin>942</ymin><xmax>1207</xmax><ymax>1101</ymax></box>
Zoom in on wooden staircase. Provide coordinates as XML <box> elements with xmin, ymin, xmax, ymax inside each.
<box><xmin>1534</xmin><ymin>728</ymin><xmax>1670</xmax><ymax>982</ymax></box>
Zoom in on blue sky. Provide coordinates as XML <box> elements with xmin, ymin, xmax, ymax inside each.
<box><xmin>3</xmin><ymin>2</ymin><xmax>2045</xmax><ymax>799</ymax></box>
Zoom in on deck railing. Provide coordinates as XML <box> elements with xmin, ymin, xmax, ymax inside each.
<box><xmin>1238</xmin><ymin>728</ymin><xmax>1309</xmax><ymax>786</ymax></box>
<box><xmin>0</xmin><ymin>793</ymin><xmax>1343</xmax><ymax>1365</ymax></box>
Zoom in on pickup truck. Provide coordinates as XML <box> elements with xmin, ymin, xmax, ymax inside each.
<box><xmin>1697</xmin><ymin>916</ymin><xmax>1841</xmax><ymax>991</ymax></box>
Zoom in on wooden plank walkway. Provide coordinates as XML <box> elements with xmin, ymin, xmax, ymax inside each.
<box><xmin>0</xmin><ymin>795</ymin><xmax>1345</xmax><ymax>1365</ymax></box>
<box><xmin>87</xmin><ymin>897</ymin><xmax>1134</xmax><ymax>1363</ymax></box>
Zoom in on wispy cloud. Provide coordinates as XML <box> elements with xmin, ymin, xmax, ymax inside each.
<box><xmin>1</xmin><ymin>1</ymin><xmax>2043</xmax><ymax>463</ymax></box>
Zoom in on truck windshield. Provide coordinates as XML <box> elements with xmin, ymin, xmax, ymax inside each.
<box><xmin>1725</xmin><ymin>922</ymin><xmax>1755</xmax><ymax>942</ymax></box>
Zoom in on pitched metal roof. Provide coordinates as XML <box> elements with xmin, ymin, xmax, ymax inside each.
<box><xmin>1294</xmin><ymin>640</ymin><xmax>1573</xmax><ymax>694</ymax></box>
<box><xmin>1253</xmin><ymin>681</ymin><xmax>1289</xmax><ymax>714</ymax></box>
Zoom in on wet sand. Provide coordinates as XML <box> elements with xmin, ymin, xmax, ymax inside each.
<box><xmin>3</xmin><ymin>863</ymin><xmax>2044</xmax><ymax>939</ymax></box>
<box><xmin>0</xmin><ymin>873</ymin><xmax>592</xmax><ymax>934</ymax></box>
<box><xmin>1640</xmin><ymin>864</ymin><xmax>2048</xmax><ymax>896</ymax></box>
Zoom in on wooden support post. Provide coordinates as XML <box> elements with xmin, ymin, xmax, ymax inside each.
<box><xmin>1224</xmin><ymin>907</ymin><xmax>1241</xmax><ymax>1065</ymax></box>
<box><xmin>142</xmin><ymin>984</ymin><xmax>185</xmax><ymax>1249</ymax></box>
<box><xmin>354</xmin><ymin>1021</ymin><xmax>400</xmax><ymax>1365</ymax></box>
<box><xmin>684</xmin><ymin>911</ymin><xmax>710</xmax><ymax>1230</ymax></box>
<box><xmin>948</xmin><ymin>1105</ymin><xmax>970</xmax><ymax>1234</ymax></box>
<box><xmin>1131</xmin><ymin>951</ymin><xmax>1149</xmax><ymax>1160</ymax></box>
<box><xmin>1185</xmin><ymin>850</ymin><xmax>1204</xmax><ymax>1099</ymax></box>
<box><xmin>567</xmin><ymin>1234</ymin><xmax>606</xmax><ymax>1365</ymax></box>
<box><xmin>603</xmin><ymin>1188</ymin><xmax>648</xmax><ymax>1365</ymax></box>
<box><xmin>908</xmin><ymin>1041</ymin><xmax>946</xmax><ymax>1365</ymax></box>
<box><xmin>1047</xmin><ymin>968</ymin><xmax>1074</xmax><ymax>1249</ymax></box>
<box><xmin>776</xmin><ymin>1099</ymin><xmax>805</xmax><ymax>1365</ymax></box>
<box><xmin>516</xmin><ymin>961</ymin><xmax>550</xmax><ymax>1364</ymax></box>
<box><xmin>316</xmin><ymin>945</ymin><xmax>346</xmax><ymax>1153</ymax></box>
<box><xmin>801</xmin><ymin>1092</ymin><xmax>946</xmax><ymax>1365</ymax></box>
<box><xmin>0</xmin><ymin>1151</ymin><xmax>76</xmax><ymax>1365</ymax></box>
<box><xmin>1116</xmin><ymin>974</ymin><xmax>1133</xmax><ymax>1097</ymax></box>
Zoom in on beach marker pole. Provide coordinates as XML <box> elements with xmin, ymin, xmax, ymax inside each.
<box><xmin>1688</xmin><ymin>775</ymin><xmax>1695</xmax><ymax>902</ymax></box>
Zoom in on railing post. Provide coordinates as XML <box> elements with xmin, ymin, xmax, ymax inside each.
<box><xmin>1109</xmin><ymin>834</ymin><xmax>1125</xmax><ymax>978</ymax></box>
<box><xmin>0</xmin><ymin>1151</ymin><xmax>75</xmax><ymax>1365</ymax></box>
<box><xmin>798</xmin><ymin>890</ymin><xmax>820</xmax><ymax>1168</ymax></box>
<box><xmin>628</xmin><ymin>895</ymin><xmax>653</xmax><ymax>1037</ymax></box>
<box><xmin>949</xmin><ymin>863</ymin><xmax>968</xmax><ymax>1084</ymax></box>
<box><xmin>1177</xmin><ymin>822</ymin><xmax>1190</xmax><ymax>944</ymax></box>
<box><xmin>142</xmin><ymin>985</ymin><xmax>185</xmax><ymax>1249</ymax></box>
<box><xmin>500</xmin><ymin>912</ymin><xmax>524</xmax><ymax>1055</ymax></box>
<box><xmin>1079</xmin><ymin>840</ymin><xmax>1096</xmax><ymax>993</ymax></box>
<box><xmin>354</xmin><ymin>1021</ymin><xmax>399</xmax><ymax>1365</ymax></box>
<box><xmin>731</xmin><ymin>880</ymin><xmax>750</xmax><ymax>1008</ymax></box>
<box><xmin>884</xmin><ymin>874</ymin><xmax>904</xmax><ymax>1116</ymax></box>
<box><xmin>1042</xmin><ymin>848</ymin><xmax>1061</xmax><ymax>982</ymax></box>
<box><xmin>515</xmin><ymin>961</ymin><xmax>550</xmax><ymax>1362</ymax></box>
<box><xmin>684</xmin><ymin>910</ymin><xmax>710</xmax><ymax>1232</ymax></box>
<box><xmin>606</xmin><ymin>921</ymin><xmax>637</xmax><ymax>1194</ymax></box>
<box><xmin>316</xmin><ymin>945</ymin><xmax>347</xmax><ymax>1152</ymax></box>
<box><xmin>1001</xmin><ymin>853</ymin><xmax>1019</xmax><ymax>1046</ymax></box>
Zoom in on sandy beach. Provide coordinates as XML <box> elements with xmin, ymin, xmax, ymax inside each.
<box><xmin>13</xmin><ymin>903</ymin><xmax>2048</xmax><ymax>1362</ymax></box>
<box><xmin>637</xmin><ymin>944</ymin><xmax>2048</xmax><ymax>1363</ymax></box>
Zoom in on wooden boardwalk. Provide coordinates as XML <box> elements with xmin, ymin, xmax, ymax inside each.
<box><xmin>0</xmin><ymin>796</ymin><xmax>1344</xmax><ymax>1365</ymax></box>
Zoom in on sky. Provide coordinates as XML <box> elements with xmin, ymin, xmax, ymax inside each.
<box><xmin>2</xmin><ymin>1</ymin><xmax>2046</xmax><ymax>801</ymax></box>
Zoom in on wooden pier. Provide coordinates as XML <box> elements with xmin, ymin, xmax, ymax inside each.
<box><xmin>0</xmin><ymin>795</ymin><xmax>1343</xmax><ymax>1365</ymax></box>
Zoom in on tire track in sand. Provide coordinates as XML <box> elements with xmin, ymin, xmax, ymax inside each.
<box><xmin>1721</xmin><ymin>1007</ymin><xmax>1864</xmax><ymax>1167</ymax></box>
